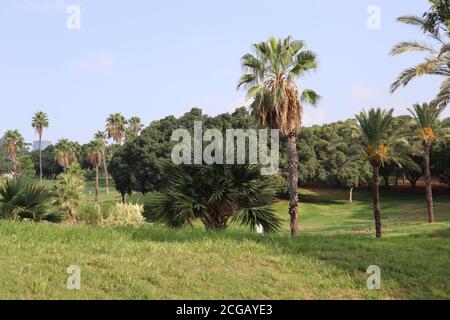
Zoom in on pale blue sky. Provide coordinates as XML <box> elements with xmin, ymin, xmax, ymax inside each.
<box><xmin>0</xmin><ymin>0</ymin><xmax>447</xmax><ymax>144</ymax></box>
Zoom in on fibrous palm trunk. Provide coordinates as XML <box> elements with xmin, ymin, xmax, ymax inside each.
<box><xmin>372</xmin><ymin>164</ymin><xmax>382</xmax><ymax>238</ymax></box>
<box><xmin>95</xmin><ymin>165</ymin><xmax>99</xmax><ymax>203</ymax></box>
<box><xmin>39</xmin><ymin>133</ymin><xmax>43</xmax><ymax>182</ymax></box>
<box><xmin>102</xmin><ymin>148</ymin><xmax>110</xmax><ymax>194</ymax></box>
<box><xmin>423</xmin><ymin>142</ymin><xmax>435</xmax><ymax>223</ymax></box>
<box><xmin>12</xmin><ymin>156</ymin><xmax>17</xmax><ymax>178</ymax></box>
<box><xmin>288</xmin><ymin>132</ymin><xmax>299</xmax><ymax>237</ymax></box>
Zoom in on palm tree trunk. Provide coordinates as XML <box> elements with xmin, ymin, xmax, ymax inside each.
<box><xmin>12</xmin><ymin>155</ymin><xmax>17</xmax><ymax>178</ymax></box>
<box><xmin>95</xmin><ymin>165</ymin><xmax>99</xmax><ymax>203</ymax></box>
<box><xmin>288</xmin><ymin>133</ymin><xmax>299</xmax><ymax>237</ymax></box>
<box><xmin>102</xmin><ymin>148</ymin><xmax>110</xmax><ymax>194</ymax></box>
<box><xmin>349</xmin><ymin>187</ymin><xmax>353</xmax><ymax>204</ymax></box>
<box><xmin>423</xmin><ymin>142</ymin><xmax>435</xmax><ymax>223</ymax></box>
<box><xmin>372</xmin><ymin>164</ymin><xmax>382</xmax><ymax>238</ymax></box>
<box><xmin>39</xmin><ymin>133</ymin><xmax>43</xmax><ymax>182</ymax></box>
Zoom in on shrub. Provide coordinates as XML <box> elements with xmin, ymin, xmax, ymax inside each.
<box><xmin>266</xmin><ymin>174</ymin><xmax>289</xmax><ymax>199</ymax></box>
<box><xmin>53</xmin><ymin>171</ymin><xmax>85</xmax><ymax>221</ymax></box>
<box><xmin>0</xmin><ymin>177</ymin><xmax>60</xmax><ymax>222</ymax></box>
<box><xmin>100</xmin><ymin>203</ymin><xmax>145</xmax><ymax>228</ymax></box>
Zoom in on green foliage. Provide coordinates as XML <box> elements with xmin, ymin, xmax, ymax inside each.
<box><xmin>0</xmin><ymin>178</ymin><xmax>59</xmax><ymax>222</ymax></box>
<box><xmin>31</xmin><ymin>146</ymin><xmax>64</xmax><ymax>179</ymax></box>
<box><xmin>52</xmin><ymin>170</ymin><xmax>85</xmax><ymax>220</ymax></box>
<box><xmin>100</xmin><ymin>203</ymin><xmax>145</xmax><ymax>227</ymax></box>
<box><xmin>151</xmin><ymin>162</ymin><xmax>281</xmax><ymax>233</ymax></box>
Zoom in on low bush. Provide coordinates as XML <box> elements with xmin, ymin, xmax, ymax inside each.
<box><xmin>78</xmin><ymin>202</ymin><xmax>145</xmax><ymax>227</ymax></box>
<box><xmin>100</xmin><ymin>203</ymin><xmax>145</xmax><ymax>227</ymax></box>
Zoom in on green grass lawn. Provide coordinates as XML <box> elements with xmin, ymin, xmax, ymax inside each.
<box><xmin>0</xmin><ymin>184</ymin><xmax>449</xmax><ymax>300</ymax></box>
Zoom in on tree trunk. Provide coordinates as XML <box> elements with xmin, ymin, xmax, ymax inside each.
<box><xmin>95</xmin><ymin>165</ymin><xmax>99</xmax><ymax>203</ymax></box>
<box><xmin>39</xmin><ymin>133</ymin><xmax>43</xmax><ymax>182</ymax></box>
<box><xmin>372</xmin><ymin>164</ymin><xmax>382</xmax><ymax>238</ymax></box>
<box><xmin>349</xmin><ymin>187</ymin><xmax>353</xmax><ymax>204</ymax></box>
<box><xmin>423</xmin><ymin>142</ymin><xmax>435</xmax><ymax>223</ymax></box>
<box><xmin>12</xmin><ymin>156</ymin><xmax>17</xmax><ymax>178</ymax></box>
<box><xmin>288</xmin><ymin>133</ymin><xmax>299</xmax><ymax>237</ymax></box>
<box><xmin>102</xmin><ymin>148</ymin><xmax>110</xmax><ymax>194</ymax></box>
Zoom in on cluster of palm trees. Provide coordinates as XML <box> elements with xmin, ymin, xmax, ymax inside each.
<box><xmin>238</xmin><ymin>7</ymin><xmax>448</xmax><ymax>238</ymax></box>
<box><xmin>2</xmin><ymin>112</ymin><xmax>143</xmax><ymax>204</ymax></box>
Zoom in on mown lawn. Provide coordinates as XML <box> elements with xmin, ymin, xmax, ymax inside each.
<box><xmin>0</xmin><ymin>184</ymin><xmax>449</xmax><ymax>300</ymax></box>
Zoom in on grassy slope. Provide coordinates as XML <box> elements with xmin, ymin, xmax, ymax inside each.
<box><xmin>0</xmin><ymin>184</ymin><xmax>449</xmax><ymax>300</ymax></box>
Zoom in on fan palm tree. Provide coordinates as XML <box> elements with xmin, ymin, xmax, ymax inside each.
<box><xmin>128</xmin><ymin>117</ymin><xmax>143</xmax><ymax>137</ymax></box>
<box><xmin>152</xmin><ymin>162</ymin><xmax>281</xmax><ymax>232</ymax></box>
<box><xmin>355</xmin><ymin>108</ymin><xmax>394</xmax><ymax>238</ymax></box>
<box><xmin>2</xmin><ymin>130</ymin><xmax>25</xmax><ymax>178</ymax></box>
<box><xmin>404</xmin><ymin>103</ymin><xmax>449</xmax><ymax>223</ymax></box>
<box><xmin>237</xmin><ymin>36</ymin><xmax>320</xmax><ymax>237</ymax></box>
<box><xmin>94</xmin><ymin>131</ymin><xmax>110</xmax><ymax>194</ymax></box>
<box><xmin>87</xmin><ymin>139</ymin><xmax>103</xmax><ymax>203</ymax></box>
<box><xmin>390</xmin><ymin>1</ymin><xmax>450</xmax><ymax>108</ymax></box>
<box><xmin>31</xmin><ymin>111</ymin><xmax>49</xmax><ymax>182</ymax></box>
<box><xmin>54</xmin><ymin>139</ymin><xmax>78</xmax><ymax>170</ymax></box>
<box><xmin>106</xmin><ymin>113</ymin><xmax>128</xmax><ymax>144</ymax></box>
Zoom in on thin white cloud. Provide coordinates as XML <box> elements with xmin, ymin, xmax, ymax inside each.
<box><xmin>73</xmin><ymin>52</ymin><xmax>113</xmax><ymax>73</ymax></box>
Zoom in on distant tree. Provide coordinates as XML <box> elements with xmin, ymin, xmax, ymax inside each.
<box><xmin>17</xmin><ymin>155</ymin><xmax>35</xmax><ymax>177</ymax></box>
<box><xmin>31</xmin><ymin>111</ymin><xmax>49</xmax><ymax>182</ymax></box>
<box><xmin>87</xmin><ymin>139</ymin><xmax>103</xmax><ymax>203</ymax></box>
<box><xmin>128</xmin><ymin>117</ymin><xmax>143</xmax><ymax>137</ymax></box>
<box><xmin>94</xmin><ymin>131</ymin><xmax>110</xmax><ymax>194</ymax></box>
<box><xmin>32</xmin><ymin>146</ymin><xmax>64</xmax><ymax>179</ymax></box>
<box><xmin>355</xmin><ymin>108</ymin><xmax>394</xmax><ymax>238</ymax></box>
<box><xmin>2</xmin><ymin>130</ymin><xmax>25</xmax><ymax>178</ymax></box>
<box><xmin>108</xmin><ymin>150</ymin><xmax>132</xmax><ymax>203</ymax></box>
<box><xmin>238</xmin><ymin>36</ymin><xmax>320</xmax><ymax>237</ymax></box>
<box><xmin>54</xmin><ymin>139</ymin><xmax>79</xmax><ymax>170</ymax></box>
<box><xmin>106</xmin><ymin>113</ymin><xmax>128</xmax><ymax>145</ymax></box>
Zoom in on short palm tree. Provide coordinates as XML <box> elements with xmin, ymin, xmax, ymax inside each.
<box><xmin>87</xmin><ymin>140</ymin><xmax>103</xmax><ymax>203</ymax></box>
<box><xmin>2</xmin><ymin>130</ymin><xmax>25</xmax><ymax>178</ymax></box>
<box><xmin>355</xmin><ymin>108</ymin><xmax>394</xmax><ymax>238</ymax></box>
<box><xmin>390</xmin><ymin>1</ymin><xmax>450</xmax><ymax>108</ymax></box>
<box><xmin>128</xmin><ymin>117</ymin><xmax>143</xmax><ymax>137</ymax></box>
<box><xmin>152</xmin><ymin>162</ymin><xmax>281</xmax><ymax>232</ymax></box>
<box><xmin>94</xmin><ymin>131</ymin><xmax>110</xmax><ymax>194</ymax></box>
<box><xmin>31</xmin><ymin>111</ymin><xmax>49</xmax><ymax>182</ymax></box>
<box><xmin>53</xmin><ymin>171</ymin><xmax>85</xmax><ymax>221</ymax></box>
<box><xmin>106</xmin><ymin>113</ymin><xmax>128</xmax><ymax>144</ymax></box>
<box><xmin>238</xmin><ymin>36</ymin><xmax>320</xmax><ymax>237</ymax></box>
<box><xmin>405</xmin><ymin>103</ymin><xmax>449</xmax><ymax>223</ymax></box>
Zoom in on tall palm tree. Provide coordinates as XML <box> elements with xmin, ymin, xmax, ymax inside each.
<box><xmin>87</xmin><ymin>139</ymin><xmax>103</xmax><ymax>203</ymax></box>
<box><xmin>54</xmin><ymin>139</ymin><xmax>78</xmax><ymax>170</ymax></box>
<box><xmin>2</xmin><ymin>130</ymin><xmax>25</xmax><ymax>178</ymax></box>
<box><xmin>31</xmin><ymin>111</ymin><xmax>49</xmax><ymax>182</ymax></box>
<box><xmin>390</xmin><ymin>1</ymin><xmax>450</xmax><ymax>108</ymax></box>
<box><xmin>405</xmin><ymin>103</ymin><xmax>449</xmax><ymax>223</ymax></box>
<box><xmin>128</xmin><ymin>117</ymin><xmax>143</xmax><ymax>137</ymax></box>
<box><xmin>237</xmin><ymin>36</ymin><xmax>320</xmax><ymax>237</ymax></box>
<box><xmin>94</xmin><ymin>131</ymin><xmax>110</xmax><ymax>194</ymax></box>
<box><xmin>106</xmin><ymin>113</ymin><xmax>128</xmax><ymax>145</ymax></box>
<box><xmin>355</xmin><ymin>108</ymin><xmax>394</xmax><ymax>238</ymax></box>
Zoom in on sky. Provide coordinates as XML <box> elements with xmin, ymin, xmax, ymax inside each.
<box><xmin>0</xmin><ymin>0</ymin><xmax>448</xmax><ymax>144</ymax></box>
